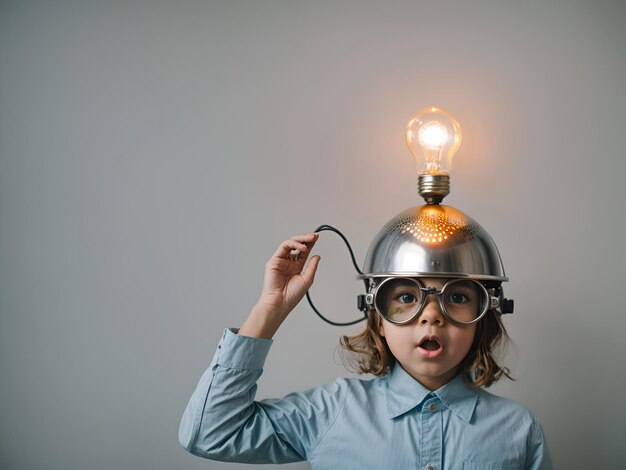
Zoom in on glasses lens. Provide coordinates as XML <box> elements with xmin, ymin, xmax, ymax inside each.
<box><xmin>375</xmin><ymin>278</ymin><xmax>423</xmax><ymax>323</ymax></box>
<box><xmin>440</xmin><ymin>279</ymin><xmax>486</xmax><ymax>323</ymax></box>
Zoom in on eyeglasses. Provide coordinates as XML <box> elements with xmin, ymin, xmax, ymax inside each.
<box><xmin>365</xmin><ymin>278</ymin><xmax>500</xmax><ymax>325</ymax></box>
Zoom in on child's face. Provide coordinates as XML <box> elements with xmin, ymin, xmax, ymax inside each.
<box><xmin>378</xmin><ymin>277</ymin><xmax>477</xmax><ymax>391</ymax></box>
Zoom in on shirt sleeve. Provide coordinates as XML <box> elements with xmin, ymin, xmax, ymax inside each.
<box><xmin>525</xmin><ymin>415</ymin><xmax>554</xmax><ymax>470</ymax></box>
<box><xmin>178</xmin><ymin>328</ymin><xmax>349</xmax><ymax>464</ymax></box>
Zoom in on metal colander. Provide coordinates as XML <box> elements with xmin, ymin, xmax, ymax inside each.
<box><xmin>359</xmin><ymin>204</ymin><xmax>508</xmax><ymax>282</ymax></box>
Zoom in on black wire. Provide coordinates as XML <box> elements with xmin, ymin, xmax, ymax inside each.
<box><xmin>305</xmin><ymin>225</ymin><xmax>368</xmax><ymax>326</ymax></box>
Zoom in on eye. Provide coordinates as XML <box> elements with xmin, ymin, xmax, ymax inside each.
<box><xmin>447</xmin><ymin>292</ymin><xmax>471</xmax><ymax>304</ymax></box>
<box><xmin>396</xmin><ymin>293</ymin><xmax>417</xmax><ymax>304</ymax></box>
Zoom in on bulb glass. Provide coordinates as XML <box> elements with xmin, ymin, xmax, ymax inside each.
<box><xmin>406</xmin><ymin>107</ymin><xmax>461</xmax><ymax>175</ymax></box>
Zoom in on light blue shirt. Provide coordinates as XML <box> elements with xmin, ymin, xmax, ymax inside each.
<box><xmin>179</xmin><ymin>328</ymin><xmax>553</xmax><ymax>470</ymax></box>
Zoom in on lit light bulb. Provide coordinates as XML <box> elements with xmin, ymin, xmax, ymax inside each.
<box><xmin>406</xmin><ymin>107</ymin><xmax>461</xmax><ymax>175</ymax></box>
<box><xmin>406</xmin><ymin>107</ymin><xmax>462</xmax><ymax>204</ymax></box>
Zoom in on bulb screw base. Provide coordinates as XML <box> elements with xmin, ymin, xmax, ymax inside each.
<box><xmin>418</xmin><ymin>173</ymin><xmax>450</xmax><ymax>204</ymax></box>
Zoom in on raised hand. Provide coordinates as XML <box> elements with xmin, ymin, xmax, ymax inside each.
<box><xmin>238</xmin><ymin>233</ymin><xmax>321</xmax><ymax>339</ymax></box>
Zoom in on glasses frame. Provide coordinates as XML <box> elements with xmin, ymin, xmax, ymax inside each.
<box><xmin>366</xmin><ymin>277</ymin><xmax>500</xmax><ymax>326</ymax></box>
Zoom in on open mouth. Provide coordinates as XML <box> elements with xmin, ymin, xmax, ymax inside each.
<box><xmin>418</xmin><ymin>337</ymin><xmax>442</xmax><ymax>351</ymax></box>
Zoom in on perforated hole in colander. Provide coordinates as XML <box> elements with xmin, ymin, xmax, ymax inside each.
<box><xmin>385</xmin><ymin>206</ymin><xmax>478</xmax><ymax>244</ymax></box>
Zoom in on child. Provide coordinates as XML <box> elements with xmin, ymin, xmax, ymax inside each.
<box><xmin>179</xmin><ymin>232</ymin><xmax>553</xmax><ymax>469</ymax></box>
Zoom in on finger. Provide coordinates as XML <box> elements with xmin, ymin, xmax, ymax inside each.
<box><xmin>287</xmin><ymin>234</ymin><xmax>319</xmax><ymax>259</ymax></box>
<box><xmin>289</xmin><ymin>233</ymin><xmax>320</xmax><ymax>261</ymax></box>
<box><xmin>290</xmin><ymin>232</ymin><xmax>320</xmax><ymax>260</ymax></box>
<box><xmin>300</xmin><ymin>255</ymin><xmax>321</xmax><ymax>287</ymax></box>
<box><xmin>272</xmin><ymin>239</ymin><xmax>308</xmax><ymax>260</ymax></box>
<box><xmin>272</xmin><ymin>233</ymin><xmax>319</xmax><ymax>260</ymax></box>
<box><xmin>290</xmin><ymin>233</ymin><xmax>319</xmax><ymax>244</ymax></box>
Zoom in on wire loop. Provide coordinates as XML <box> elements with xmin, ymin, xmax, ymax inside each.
<box><xmin>305</xmin><ymin>225</ymin><xmax>368</xmax><ymax>326</ymax></box>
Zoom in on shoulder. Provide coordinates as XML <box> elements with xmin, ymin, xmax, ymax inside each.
<box><xmin>474</xmin><ymin>388</ymin><xmax>543</xmax><ymax>432</ymax></box>
<box><xmin>476</xmin><ymin>388</ymin><xmax>535</xmax><ymax>414</ymax></box>
<box><xmin>297</xmin><ymin>373</ymin><xmax>386</xmax><ymax>400</ymax></box>
<box><xmin>334</xmin><ymin>373</ymin><xmax>389</xmax><ymax>398</ymax></box>
<box><xmin>471</xmin><ymin>389</ymin><xmax>551</xmax><ymax>463</ymax></box>
<box><xmin>479</xmin><ymin>386</ymin><xmax>531</xmax><ymax>404</ymax></box>
<box><xmin>257</xmin><ymin>375</ymin><xmax>387</xmax><ymax>448</ymax></box>
<box><xmin>275</xmin><ymin>374</ymin><xmax>386</xmax><ymax>415</ymax></box>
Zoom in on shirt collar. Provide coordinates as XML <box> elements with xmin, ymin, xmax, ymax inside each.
<box><xmin>385</xmin><ymin>363</ymin><xmax>478</xmax><ymax>422</ymax></box>
<box><xmin>435</xmin><ymin>373</ymin><xmax>478</xmax><ymax>422</ymax></box>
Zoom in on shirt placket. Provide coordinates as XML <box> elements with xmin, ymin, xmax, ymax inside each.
<box><xmin>420</xmin><ymin>395</ymin><xmax>442</xmax><ymax>470</ymax></box>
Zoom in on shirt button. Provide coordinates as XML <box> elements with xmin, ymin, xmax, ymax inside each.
<box><xmin>428</xmin><ymin>403</ymin><xmax>436</xmax><ymax>412</ymax></box>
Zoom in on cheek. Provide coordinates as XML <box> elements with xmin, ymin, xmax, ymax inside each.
<box><xmin>448</xmin><ymin>326</ymin><xmax>476</xmax><ymax>356</ymax></box>
<box><xmin>382</xmin><ymin>328</ymin><xmax>413</xmax><ymax>354</ymax></box>
<box><xmin>458</xmin><ymin>328</ymin><xmax>477</xmax><ymax>354</ymax></box>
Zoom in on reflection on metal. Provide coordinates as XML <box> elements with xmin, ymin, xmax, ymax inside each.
<box><xmin>400</xmin><ymin>204</ymin><xmax>465</xmax><ymax>244</ymax></box>
<box><xmin>360</xmin><ymin>204</ymin><xmax>507</xmax><ymax>282</ymax></box>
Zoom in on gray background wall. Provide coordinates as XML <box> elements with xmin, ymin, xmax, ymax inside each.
<box><xmin>2</xmin><ymin>1</ymin><xmax>625</xmax><ymax>469</ymax></box>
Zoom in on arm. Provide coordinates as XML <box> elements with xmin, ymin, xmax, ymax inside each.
<box><xmin>179</xmin><ymin>234</ymin><xmax>327</xmax><ymax>463</ymax></box>
<box><xmin>525</xmin><ymin>416</ymin><xmax>554</xmax><ymax>470</ymax></box>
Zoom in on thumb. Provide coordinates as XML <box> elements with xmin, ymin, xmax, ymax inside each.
<box><xmin>301</xmin><ymin>255</ymin><xmax>321</xmax><ymax>288</ymax></box>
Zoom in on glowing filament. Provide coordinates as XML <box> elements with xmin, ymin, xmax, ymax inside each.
<box><xmin>418</xmin><ymin>121</ymin><xmax>448</xmax><ymax>149</ymax></box>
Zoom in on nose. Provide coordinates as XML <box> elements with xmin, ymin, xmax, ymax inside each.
<box><xmin>418</xmin><ymin>294</ymin><xmax>445</xmax><ymax>326</ymax></box>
